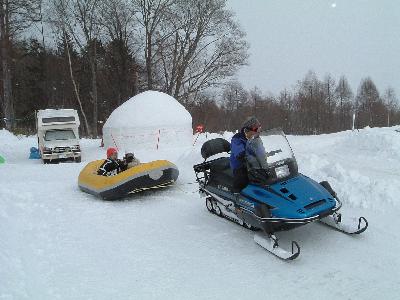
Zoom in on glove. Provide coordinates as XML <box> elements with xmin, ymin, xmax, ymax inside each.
<box><xmin>237</xmin><ymin>151</ymin><xmax>246</xmax><ymax>162</ymax></box>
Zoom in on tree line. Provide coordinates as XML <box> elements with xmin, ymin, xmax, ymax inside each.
<box><xmin>0</xmin><ymin>0</ymin><xmax>398</xmax><ymax>136</ymax></box>
<box><xmin>1</xmin><ymin>0</ymin><xmax>248</xmax><ymax>135</ymax></box>
<box><xmin>191</xmin><ymin>71</ymin><xmax>399</xmax><ymax>134</ymax></box>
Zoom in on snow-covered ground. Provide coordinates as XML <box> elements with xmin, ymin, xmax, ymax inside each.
<box><xmin>1</xmin><ymin>127</ymin><xmax>400</xmax><ymax>299</ymax></box>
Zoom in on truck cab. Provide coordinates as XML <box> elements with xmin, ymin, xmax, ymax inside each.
<box><xmin>36</xmin><ymin>109</ymin><xmax>81</xmax><ymax>163</ymax></box>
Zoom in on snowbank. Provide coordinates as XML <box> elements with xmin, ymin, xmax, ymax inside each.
<box><xmin>0</xmin><ymin>130</ymin><xmax>39</xmax><ymax>164</ymax></box>
<box><xmin>288</xmin><ymin>126</ymin><xmax>400</xmax><ymax>210</ymax></box>
<box><xmin>1</xmin><ymin>126</ymin><xmax>400</xmax><ymax>299</ymax></box>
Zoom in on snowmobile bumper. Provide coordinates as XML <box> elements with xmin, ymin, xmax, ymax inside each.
<box><xmin>237</xmin><ymin>198</ymin><xmax>342</xmax><ymax>232</ymax></box>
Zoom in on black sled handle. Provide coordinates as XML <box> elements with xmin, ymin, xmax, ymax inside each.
<box><xmin>358</xmin><ymin>216</ymin><xmax>368</xmax><ymax>232</ymax></box>
<box><xmin>288</xmin><ymin>241</ymin><xmax>301</xmax><ymax>260</ymax></box>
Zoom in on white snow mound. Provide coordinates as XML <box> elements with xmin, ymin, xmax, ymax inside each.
<box><xmin>103</xmin><ymin>91</ymin><xmax>193</xmax><ymax>151</ymax></box>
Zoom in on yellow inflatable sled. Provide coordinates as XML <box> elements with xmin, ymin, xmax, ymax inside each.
<box><xmin>78</xmin><ymin>160</ymin><xmax>179</xmax><ymax>200</ymax></box>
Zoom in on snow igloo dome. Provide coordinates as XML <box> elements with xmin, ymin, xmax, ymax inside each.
<box><xmin>103</xmin><ymin>91</ymin><xmax>193</xmax><ymax>150</ymax></box>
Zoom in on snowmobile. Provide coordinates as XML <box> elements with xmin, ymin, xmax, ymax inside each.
<box><xmin>193</xmin><ymin>129</ymin><xmax>368</xmax><ymax>260</ymax></box>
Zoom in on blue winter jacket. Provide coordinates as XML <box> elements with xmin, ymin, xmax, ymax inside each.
<box><xmin>230</xmin><ymin>130</ymin><xmax>247</xmax><ymax>170</ymax></box>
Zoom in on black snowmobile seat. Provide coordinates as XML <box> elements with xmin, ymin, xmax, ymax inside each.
<box><xmin>201</xmin><ymin>138</ymin><xmax>231</xmax><ymax>160</ymax></box>
<box><xmin>209</xmin><ymin>157</ymin><xmax>231</xmax><ymax>173</ymax></box>
<box><xmin>209</xmin><ymin>157</ymin><xmax>234</xmax><ymax>191</ymax></box>
<box><xmin>194</xmin><ymin>138</ymin><xmax>234</xmax><ymax>190</ymax></box>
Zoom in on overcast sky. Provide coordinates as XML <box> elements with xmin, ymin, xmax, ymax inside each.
<box><xmin>227</xmin><ymin>0</ymin><xmax>400</xmax><ymax>97</ymax></box>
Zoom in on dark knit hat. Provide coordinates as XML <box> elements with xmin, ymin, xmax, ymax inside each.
<box><xmin>125</xmin><ymin>152</ymin><xmax>134</xmax><ymax>158</ymax></box>
<box><xmin>242</xmin><ymin>116</ymin><xmax>261</xmax><ymax>132</ymax></box>
<box><xmin>125</xmin><ymin>152</ymin><xmax>134</xmax><ymax>163</ymax></box>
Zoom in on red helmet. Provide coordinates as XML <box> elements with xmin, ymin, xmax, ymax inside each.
<box><xmin>107</xmin><ymin>147</ymin><xmax>118</xmax><ymax>158</ymax></box>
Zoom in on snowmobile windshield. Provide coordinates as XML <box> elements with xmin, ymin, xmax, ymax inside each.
<box><xmin>246</xmin><ymin>129</ymin><xmax>298</xmax><ymax>184</ymax></box>
<box><xmin>44</xmin><ymin>129</ymin><xmax>76</xmax><ymax>141</ymax></box>
<box><xmin>246</xmin><ymin>137</ymin><xmax>268</xmax><ymax>169</ymax></box>
<box><xmin>259</xmin><ymin>129</ymin><xmax>295</xmax><ymax>166</ymax></box>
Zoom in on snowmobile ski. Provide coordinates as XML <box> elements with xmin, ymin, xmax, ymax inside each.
<box><xmin>319</xmin><ymin>213</ymin><xmax>368</xmax><ymax>234</ymax></box>
<box><xmin>254</xmin><ymin>232</ymin><xmax>300</xmax><ymax>260</ymax></box>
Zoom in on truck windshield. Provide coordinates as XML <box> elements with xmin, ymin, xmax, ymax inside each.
<box><xmin>44</xmin><ymin>129</ymin><xmax>76</xmax><ymax>141</ymax></box>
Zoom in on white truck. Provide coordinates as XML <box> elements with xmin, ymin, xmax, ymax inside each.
<box><xmin>36</xmin><ymin>109</ymin><xmax>82</xmax><ymax>163</ymax></box>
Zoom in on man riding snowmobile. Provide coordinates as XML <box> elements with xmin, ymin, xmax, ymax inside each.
<box><xmin>230</xmin><ymin>116</ymin><xmax>262</xmax><ymax>192</ymax></box>
<box><xmin>246</xmin><ymin>134</ymin><xmax>271</xmax><ymax>185</ymax></box>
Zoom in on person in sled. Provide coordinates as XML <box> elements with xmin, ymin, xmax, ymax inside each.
<box><xmin>124</xmin><ymin>152</ymin><xmax>141</xmax><ymax>169</ymax></box>
<box><xmin>97</xmin><ymin>147</ymin><xmax>127</xmax><ymax>176</ymax></box>
<box><xmin>230</xmin><ymin>116</ymin><xmax>261</xmax><ymax>192</ymax></box>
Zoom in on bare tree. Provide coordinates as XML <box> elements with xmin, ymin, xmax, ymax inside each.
<box><xmin>335</xmin><ymin>75</ymin><xmax>353</xmax><ymax>131</ymax></box>
<box><xmin>189</xmin><ymin>91</ymin><xmax>221</xmax><ymax>131</ymax></box>
<box><xmin>323</xmin><ymin>74</ymin><xmax>336</xmax><ymax>132</ymax></box>
<box><xmin>0</xmin><ymin>0</ymin><xmax>40</xmax><ymax>130</ymax></box>
<box><xmin>63</xmin><ymin>31</ymin><xmax>91</xmax><ymax>135</ymax></box>
<box><xmin>295</xmin><ymin>71</ymin><xmax>324</xmax><ymax>134</ymax></box>
<box><xmin>356</xmin><ymin>77</ymin><xmax>380</xmax><ymax>127</ymax></box>
<box><xmin>220</xmin><ymin>80</ymin><xmax>248</xmax><ymax>130</ymax></box>
<box><xmin>157</xmin><ymin>0</ymin><xmax>249</xmax><ymax>102</ymax></box>
<box><xmin>249</xmin><ymin>87</ymin><xmax>262</xmax><ymax>117</ymax></box>
<box><xmin>50</xmin><ymin>0</ymin><xmax>92</xmax><ymax>135</ymax></box>
<box><xmin>51</xmin><ymin>0</ymin><xmax>102</xmax><ymax>136</ymax></box>
<box><xmin>99</xmin><ymin>0</ymin><xmax>139</xmax><ymax>104</ymax></box>
<box><xmin>382</xmin><ymin>87</ymin><xmax>398</xmax><ymax>127</ymax></box>
<box><xmin>278</xmin><ymin>88</ymin><xmax>293</xmax><ymax>132</ymax></box>
<box><xmin>134</xmin><ymin>0</ymin><xmax>173</xmax><ymax>90</ymax></box>
<box><xmin>73</xmin><ymin>0</ymin><xmax>102</xmax><ymax>136</ymax></box>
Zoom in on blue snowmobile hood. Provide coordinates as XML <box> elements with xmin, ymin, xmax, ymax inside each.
<box><xmin>241</xmin><ymin>174</ymin><xmax>336</xmax><ymax>219</ymax></box>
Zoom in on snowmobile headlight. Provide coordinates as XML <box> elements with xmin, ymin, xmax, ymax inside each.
<box><xmin>275</xmin><ymin>165</ymin><xmax>290</xmax><ymax>179</ymax></box>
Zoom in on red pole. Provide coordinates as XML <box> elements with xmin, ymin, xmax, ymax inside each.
<box><xmin>156</xmin><ymin>129</ymin><xmax>161</xmax><ymax>150</ymax></box>
<box><xmin>110</xmin><ymin>132</ymin><xmax>119</xmax><ymax>151</ymax></box>
<box><xmin>193</xmin><ymin>132</ymin><xmax>200</xmax><ymax>146</ymax></box>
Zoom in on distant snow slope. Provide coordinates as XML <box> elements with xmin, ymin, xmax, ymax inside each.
<box><xmin>1</xmin><ymin>127</ymin><xmax>400</xmax><ymax>299</ymax></box>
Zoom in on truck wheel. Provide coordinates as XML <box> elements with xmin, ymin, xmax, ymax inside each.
<box><xmin>43</xmin><ymin>159</ymin><xmax>49</xmax><ymax>164</ymax></box>
<box><xmin>75</xmin><ymin>157</ymin><xmax>82</xmax><ymax>163</ymax></box>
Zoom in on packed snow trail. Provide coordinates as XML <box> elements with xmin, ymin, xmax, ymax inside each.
<box><xmin>1</xmin><ymin>127</ymin><xmax>400</xmax><ymax>299</ymax></box>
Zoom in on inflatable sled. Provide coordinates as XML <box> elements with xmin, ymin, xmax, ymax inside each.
<box><xmin>79</xmin><ymin>160</ymin><xmax>179</xmax><ymax>200</ymax></box>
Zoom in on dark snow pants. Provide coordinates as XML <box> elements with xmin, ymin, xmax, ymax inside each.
<box><xmin>232</xmin><ymin>167</ymin><xmax>249</xmax><ymax>193</ymax></box>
